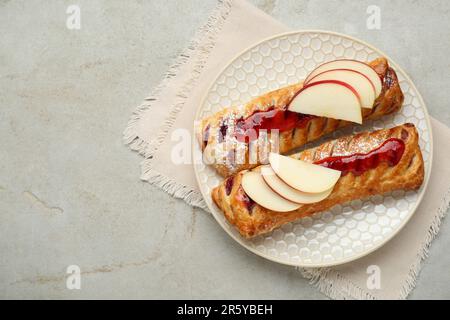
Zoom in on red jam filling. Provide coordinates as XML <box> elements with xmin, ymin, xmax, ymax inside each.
<box><xmin>226</xmin><ymin>177</ymin><xmax>255</xmax><ymax>212</ymax></box>
<box><xmin>202</xmin><ymin>124</ymin><xmax>210</xmax><ymax>149</ymax></box>
<box><xmin>383</xmin><ymin>67</ymin><xmax>395</xmax><ymax>88</ymax></box>
<box><xmin>314</xmin><ymin>138</ymin><xmax>405</xmax><ymax>176</ymax></box>
<box><xmin>225</xmin><ymin>176</ymin><xmax>234</xmax><ymax>196</ymax></box>
<box><xmin>214</xmin><ymin>107</ymin><xmax>315</xmax><ymax>143</ymax></box>
<box><xmin>234</xmin><ymin>107</ymin><xmax>314</xmax><ymax>143</ymax></box>
<box><xmin>237</xmin><ymin>188</ymin><xmax>256</xmax><ymax>212</ymax></box>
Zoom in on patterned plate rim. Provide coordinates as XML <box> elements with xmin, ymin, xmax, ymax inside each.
<box><xmin>192</xmin><ymin>30</ymin><xmax>433</xmax><ymax>267</ymax></box>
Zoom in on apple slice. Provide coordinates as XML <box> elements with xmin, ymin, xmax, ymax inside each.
<box><xmin>288</xmin><ymin>80</ymin><xmax>362</xmax><ymax>124</ymax></box>
<box><xmin>305</xmin><ymin>59</ymin><xmax>382</xmax><ymax>97</ymax></box>
<box><xmin>269</xmin><ymin>153</ymin><xmax>341</xmax><ymax>193</ymax></box>
<box><xmin>261</xmin><ymin>166</ymin><xmax>334</xmax><ymax>204</ymax></box>
<box><xmin>241</xmin><ymin>170</ymin><xmax>301</xmax><ymax>212</ymax></box>
<box><xmin>307</xmin><ymin>69</ymin><xmax>376</xmax><ymax>109</ymax></box>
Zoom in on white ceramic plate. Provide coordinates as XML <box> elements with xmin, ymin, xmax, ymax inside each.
<box><xmin>193</xmin><ymin>31</ymin><xmax>432</xmax><ymax>267</ymax></box>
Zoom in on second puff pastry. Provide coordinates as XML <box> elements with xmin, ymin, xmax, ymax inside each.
<box><xmin>197</xmin><ymin>58</ymin><xmax>404</xmax><ymax>177</ymax></box>
<box><xmin>212</xmin><ymin>124</ymin><xmax>424</xmax><ymax>238</ymax></box>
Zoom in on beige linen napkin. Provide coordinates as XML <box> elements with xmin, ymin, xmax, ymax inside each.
<box><xmin>124</xmin><ymin>0</ymin><xmax>450</xmax><ymax>299</ymax></box>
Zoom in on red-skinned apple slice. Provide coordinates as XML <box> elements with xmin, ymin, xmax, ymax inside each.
<box><xmin>288</xmin><ymin>80</ymin><xmax>362</xmax><ymax>124</ymax></box>
<box><xmin>261</xmin><ymin>166</ymin><xmax>333</xmax><ymax>204</ymax></box>
<box><xmin>307</xmin><ymin>69</ymin><xmax>376</xmax><ymax>109</ymax></box>
<box><xmin>305</xmin><ymin>59</ymin><xmax>382</xmax><ymax>97</ymax></box>
<box><xmin>241</xmin><ymin>170</ymin><xmax>301</xmax><ymax>212</ymax></box>
<box><xmin>268</xmin><ymin>153</ymin><xmax>341</xmax><ymax>193</ymax></box>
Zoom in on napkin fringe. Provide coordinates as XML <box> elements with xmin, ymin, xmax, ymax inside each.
<box><xmin>299</xmin><ymin>268</ymin><xmax>376</xmax><ymax>300</ymax></box>
<box><xmin>123</xmin><ymin>0</ymin><xmax>232</xmax><ymax>159</ymax></box>
<box><xmin>140</xmin><ymin>162</ymin><xmax>209</xmax><ymax>211</ymax></box>
<box><xmin>399</xmin><ymin>186</ymin><xmax>450</xmax><ymax>299</ymax></box>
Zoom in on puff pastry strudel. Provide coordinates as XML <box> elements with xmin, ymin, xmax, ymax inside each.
<box><xmin>212</xmin><ymin>124</ymin><xmax>424</xmax><ymax>238</ymax></box>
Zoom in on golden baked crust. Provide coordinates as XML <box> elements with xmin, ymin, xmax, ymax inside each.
<box><xmin>198</xmin><ymin>58</ymin><xmax>404</xmax><ymax>177</ymax></box>
<box><xmin>212</xmin><ymin>124</ymin><xmax>424</xmax><ymax>238</ymax></box>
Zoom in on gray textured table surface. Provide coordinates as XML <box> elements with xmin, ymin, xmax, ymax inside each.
<box><xmin>1</xmin><ymin>0</ymin><xmax>449</xmax><ymax>299</ymax></box>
